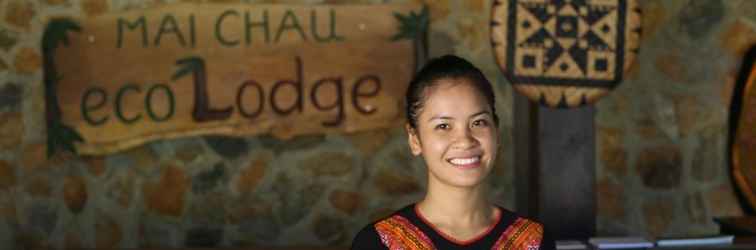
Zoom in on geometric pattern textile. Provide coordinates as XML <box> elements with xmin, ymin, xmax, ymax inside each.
<box><xmin>375</xmin><ymin>214</ymin><xmax>545</xmax><ymax>249</ymax></box>
<box><xmin>492</xmin><ymin>0</ymin><xmax>640</xmax><ymax>108</ymax></box>
<box><xmin>492</xmin><ymin>218</ymin><xmax>544</xmax><ymax>250</ymax></box>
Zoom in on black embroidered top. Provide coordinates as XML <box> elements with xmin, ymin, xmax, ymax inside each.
<box><xmin>351</xmin><ymin>204</ymin><xmax>556</xmax><ymax>250</ymax></box>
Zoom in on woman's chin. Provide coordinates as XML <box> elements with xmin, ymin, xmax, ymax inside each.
<box><xmin>440</xmin><ymin>172</ymin><xmax>490</xmax><ymax>188</ymax></box>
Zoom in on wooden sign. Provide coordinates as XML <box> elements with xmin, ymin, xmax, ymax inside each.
<box><xmin>43</xmin><ymin>3</ymin><xmax>424</xmax><ymax>155</ymax></box>
<box><xmin>732</xmin><ymin>50</ymin><xmax>756</xmax><ymax>211</ymax></box>
<box><xmin>491</xmin><ymin>0</ymin><xmax>640</xmax><ymax>108</ymax></box>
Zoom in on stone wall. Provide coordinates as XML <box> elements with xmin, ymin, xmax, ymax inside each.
<box><xmin>0</xmin><ymin>0</ymin><xmax>513</xmax><ymax>248</ymax></box>
<box><xmin>0</xmin><ymin>0</ymin><xmax>753</xmax><ymax>249</ymax></box>
<box><xmin>595</xmin><ymin>0</ymin><xmax>756</xmax><ymax>238</ymax></box>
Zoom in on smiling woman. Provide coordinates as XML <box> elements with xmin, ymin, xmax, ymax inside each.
<box><xmin>350</xmin><ymin>55</ymin><xmax>556</xmax><ymax>250</ymax></box>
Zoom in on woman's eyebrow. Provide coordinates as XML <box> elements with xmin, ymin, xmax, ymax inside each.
<box><xmin>428</xmin><ymin>111</ymin><xmax>490</xmax><ymax>122</ymax></box>
<box><xmin>469</xmin><ymin>110</ymin><xmax>491</xmax><ymax>118</ymax></box>
<box><xmin>428</xmin><ymin>115</ymin><xmax>453</xmax><ymax>122</ymax></box>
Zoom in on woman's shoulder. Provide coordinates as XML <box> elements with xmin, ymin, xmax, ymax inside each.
<box><xmin>351</xmin><ymin>222</ymin><xmax>384</xmax><ymax>250</ymax></box>
<box><xmin>495</xmin><ymin>206</ymin><xmax>556</xmax><ymax>250</ymax></box>
<box><xmin>350</xmin><ymin>205</ymin><xmax>415</xmax><ymax>250</ymax></box>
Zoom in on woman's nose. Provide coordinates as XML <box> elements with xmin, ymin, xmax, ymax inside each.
<box><xmin>453</xmin><ymin>127</ymin><xmax>478</xmax><ymax>149</ymax></box>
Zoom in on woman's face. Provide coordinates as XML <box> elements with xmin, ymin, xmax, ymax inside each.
<box><xmin>407</xmin><ymin>78</ymin><xmax>499</xmax><ymax>188</ymax></box>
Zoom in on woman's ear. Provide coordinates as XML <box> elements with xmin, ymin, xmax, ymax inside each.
<box><xmin>406</xmin><ymin>123</ymin><xmax>422</xmax><ymax>156</ymax></box>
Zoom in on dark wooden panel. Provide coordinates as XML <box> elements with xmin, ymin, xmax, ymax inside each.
<box><xmin>514</xmin><ymin>92</ymin><xmax>539</xmax><ymax>218</ymax></box>
<box><xmin>537</xmin><ymin>105</ymin><xmax>596</xmax><ymax>240</ymax></box>
<box><xmin>513</xmin><ymin>92</ymin><xmax>596</xmax><ymax>240</ymax></box>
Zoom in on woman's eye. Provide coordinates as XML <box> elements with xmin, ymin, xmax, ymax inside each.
<box><xmin>472</xmin><ymin>119</ymin><xmax>489</xmax><ymax>127</ymax></box>
<box><xmin>435</xmin><ymin>123</ymin><xmax>450</xmax><ymax>130</ymax></box>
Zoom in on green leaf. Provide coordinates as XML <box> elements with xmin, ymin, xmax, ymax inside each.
<box><xmin>42</xmin><ymin>18</ymin><xmax>81</xmax><ymax>52</ymax></box>
<box><xmin>391</xmin><ymin>5</ymin><xmax>429</xmax><ymax>42</ymax></box>
<box><xmin>59</xmin><ymin>124</ymin><xmax>84</xmax><ymax>143</ymax></box>
<box><xmin>41</xmin><ymin>17</ymin><xmax>83</xmax><ymax>158</ymax></box>
<box><xmin>46</xmin><ymin>120</ymin><xmax>83</xmax><ymax>157</ymax></box>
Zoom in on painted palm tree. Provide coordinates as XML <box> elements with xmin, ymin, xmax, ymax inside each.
<box><xmin>42</xmin><ymin>18</ymin><xmax>84</xmax><ymax>156</ymax></box>
<box><xmin>392</xmin><ymin>5</ymin><xmax>429</xmax><ymax>72</ymax></box>
<box><xmin>173</xmin><ymin>56</ymin><xmax>232</xmax><ymax>122</ymax></box>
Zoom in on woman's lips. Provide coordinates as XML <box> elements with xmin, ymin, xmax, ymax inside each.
<box><xmin>447</xmin><ymin>156</ymin><xmax>481</xmax><ymax>169</ymax></box>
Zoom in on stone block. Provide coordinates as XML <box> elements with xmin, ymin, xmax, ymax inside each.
<box><xmin>328</xmin><ymin>189</ymin><xmax>362</xmax><ymax>215</ymax></box>
<box><xmin>655</xmin><ymin>50</ymin><xmax>686</xmax><ymax>83</ymax></box>
<box><xmin>643</xmin><ymin>197</ymin><xmax>676</xmax><ymax>237</ymax></box>
<box><xmin>0</xmin><ymin>160</ymin><xmax>16</xmax><ymax>191</ymax></box>
<box><xmin>678</xmin><ymin>0</ymin><xmax>724</xmax><ymax>39</ymax></box>
<box><xmin>258</xmin><ymin>134</ymin><xmax>324</xmax><ymax>154</ymax></box>
<box><xmin>640</xmin><ymin>1</ymin><xmax>667</xmax><ymax>42</ymax></box>
<box><xmin>13</xmin><ymin>47</ymin><xmax>41</xmax><ymax>74</ymax></box>
<box><xmin>63</xmin><ymin>175</ymin><xmax>87</xmax><ymax>214</ymax></box>
<box><xmin>25</xmin><ymin>175</ymin><xmax>51</xmax><ymax>198</ymax></box>
<box><xmin>95</xmin><ymin>214</ymin><xmax>122</xmax><ymax>249</ymax></box>
<box><xmin>4</xmin><ymin>1</ymin><xmax>35</xmax><ymax>30</ymax></box>
<box><xmin>0</xmin><ymin>28</ymin><xmax>17</xmax><ymax>51</ymax></box>
<box><xmin>273</xmin><ymin>173</ymin><xmax>324</xmax><ymax>226</ymax></box>
<box><xmin>705</xmin><ymin>183</ymin><xmax>743</xmax><ymax>218</ymax></box>
<box><xmin>105</xmin><ymin>170</ymin><xmax>136</xmax><ymax>208</ymax></box>
<box><xmin>312</xmin><ymin>214</ymin><xmax>346</xmax><ymax>244</ymax></box>
<box><xmin>684</xmin><ymin>192</ymin><xmax>707</xmax><ymax>225</ymax></box>
<box><xmin>598</xmin><ymin>127</ymin><xmax>627</xmax><ymax>177</ymax></box>
<box><xmin>192</xmin><ymin>163</ymin><xmax>227</xmax><ymax>194</ymax></box>
<box><xmin>0</xmin><ymin>112</ymin><xmax>23</xmax><ymax>151</ymax></box>
<box><xmin>44</xmin><ymin>0</ymin><xmax>69</xmax><ymax>5</ymax></box>
<box><xmin>300</xmin><ymin>152</ymin><xmax>353</xmax><ymax>177</ymax></box>
<box><xmin>234</xmin><ymin>151</ymin><xmax>271</xmax><ymax>195</ymax></box>
<box><xmin>83</xmin><ymin>156</ymin><xmax>106</xmax><ymax>177</ymax></box>
<box><xmin>188</xmin><ymin>191</ymin><xmax>227</xmax><ymax>225</ymax></box>
<box><xmin>636</xmin><ymin>145</ymin><xmax>682</xmax><ymax>190</ymax></box>
<box><xmin>0</xmin><ymin>84</ymin><xmax>22</xmax><ymax>111</ymax></box>
<box><xmin>204</xmin><ymin>136</ymin><xmax>248</xmax><ymax>160</ymax></box>
<box><xmin>143</xmin><ymin>165</ymin><xmax>188</xmax><ymax>217</ymax></box>
<box><xmin>345</xmin><ymin>129</ymin><xmax>392</xmax><ymax>155</ymax></box>
<box><xmin>373</xmin><ymin>167</ymin><xmax>420</xmax><ymax>195</ymax></box>
<box><xmin>28</xmin><ymin>203</ymin><xmax>57</xmax><ymax>234</ymax></box>
<box><xmin>692</xmin><ymin>128</ymin><xmax>723</xmax><ymax>183</ymax></box>
<box><xmin>597</xmin><ymin>178</ymin><xmax>625</xmax><ymax>221</ymax></box>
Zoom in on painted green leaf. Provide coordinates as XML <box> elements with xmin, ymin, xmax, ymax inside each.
<box><xmin>42</xmin><ymin>18</ymin><xmax>81</xmax><ymax>53</ymax></box>
<box><xmin>391</xmin><ymin>6</ymin><xmax>429</xmax><ymax>42</ymax></box>
<box><xmin>59</xmin><ymin>124</ymin><xmax>84</xmax><ymax>143</ymax></box>
<box><xmin>42</xmin><ymin>17</ymin><xmax>84</xmax><ymax>157</ymax></box>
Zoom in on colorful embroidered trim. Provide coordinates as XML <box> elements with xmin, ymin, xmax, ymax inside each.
<box><xmin>492</xmin><ymin>218</ymin><xmax>543</xmax><ymax>250</ymax></box>
<box><xmin>375</xmin><ymin>215</ymin><xmax>436</xmax><ymax>250</ymax></box>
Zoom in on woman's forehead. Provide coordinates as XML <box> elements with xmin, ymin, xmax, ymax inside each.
<box><xmin>419</xmin><ymin>80</ymin><xmax>491</xmax><ymax>118</ymax></box>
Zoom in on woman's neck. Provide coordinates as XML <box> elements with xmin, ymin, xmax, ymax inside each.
<box><xmin>417</xmin><ymin>179</ymin><xmax>494</xmax><ymax>228</ymax></box>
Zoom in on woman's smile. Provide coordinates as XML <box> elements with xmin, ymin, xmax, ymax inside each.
<box><xmin>446</xmin><ymin>155</ymin><xmax>482</xmax><ymax>169</ymax></box>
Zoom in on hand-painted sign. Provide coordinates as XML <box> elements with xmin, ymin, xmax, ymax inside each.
<box><xmin>491</xmin><ymin>0</ymin><xmax>640</xmax><ymax>108</ymax></box>
<box><xmin>43</xmin><ymin>3</ymin><xmax>425</xmax><ymax>155</ymax></box>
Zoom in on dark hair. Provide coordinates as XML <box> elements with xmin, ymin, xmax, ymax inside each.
<box><xmin>405</xmin><ymin>55</ymin><xmax>499</xmax><ymax>129</ymax></box>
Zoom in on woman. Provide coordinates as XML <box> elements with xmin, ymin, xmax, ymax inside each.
<box><xmin>351</xmin><ymin>55</ymin><xmax>555</xmax><ymax>250</ymax></box>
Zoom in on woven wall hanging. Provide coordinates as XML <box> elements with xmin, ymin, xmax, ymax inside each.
<box><xmin>491</xmin><ymin>0</ymin><xmax>641</xmax><ymax>108</ymax></box>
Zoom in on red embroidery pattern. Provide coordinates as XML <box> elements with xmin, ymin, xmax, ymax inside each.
<box><xmin>375</xmin><ymin>215</ymin><xmax>436</xmax><ymax>250</ymax></box>
<box><xmin>491</xmin><ymin>218</ymin><xmax>544</xmax><ymax>250</ymax></box>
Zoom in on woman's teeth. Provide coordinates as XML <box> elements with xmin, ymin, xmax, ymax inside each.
<box><xmin>449</xmin><ymin>156</ymin><xmax>480</xmax><ymax>165</ymax></box>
